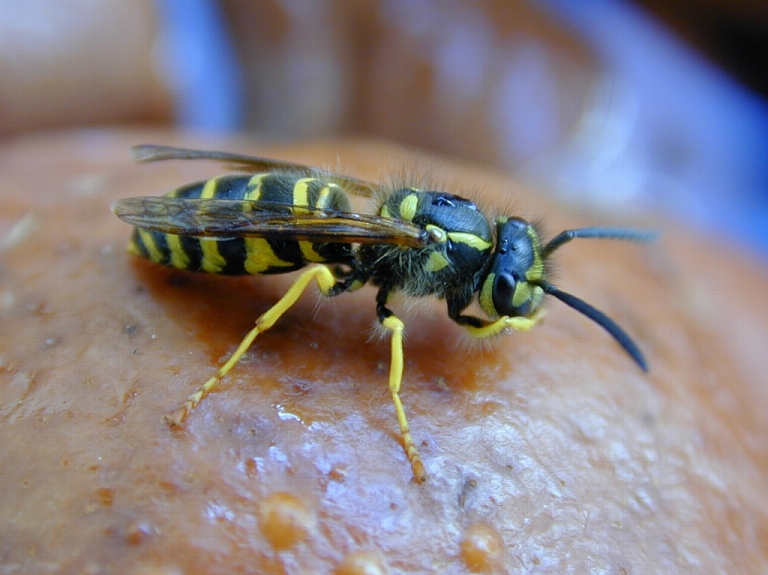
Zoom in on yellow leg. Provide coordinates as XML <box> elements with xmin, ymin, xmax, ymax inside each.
<box><xmin>381</xmin><ymin>315</ymin><xmax>427</xmax><ymax>483</ymax></box>
<box><xmin>164</xmin><ymin>265</ymin><xmax>338</xmax><ymax>427</ymax></box>
<box><xmin>462</xmin><ymin>307</ymin><xmax>546</xmax><ymax>339</ymax></box>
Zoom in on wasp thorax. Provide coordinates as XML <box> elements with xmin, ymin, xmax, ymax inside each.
<box><xmin>479</xmin><ymin>217</ymin><xmax>545</xmax><ymax>318</ymax></box>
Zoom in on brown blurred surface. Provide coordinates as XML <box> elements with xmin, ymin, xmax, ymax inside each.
<box><xmin>1</xmin><ymin>130</ymin><xmax>766</xmax><ymax>573</ymax></box>
<box><xmin>0</xmin><ymin>1</ymin><xmax>171</xmax><ymax>138</ymax></box>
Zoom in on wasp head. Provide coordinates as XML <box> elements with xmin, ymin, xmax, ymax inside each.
<box><xmin>477</xmin><ymin>218</ymin><xmax>656</xmax><ymax>371</ymax></box>
<box><xmin>479</xmin><ymin>217</ymin><xmax>546</xmax><ymax>319</ymax></box>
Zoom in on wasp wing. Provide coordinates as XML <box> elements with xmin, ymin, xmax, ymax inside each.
<box><xmin>131</xmin><ymin>145</ymin><xmax>377</xmax><ymax>198</ymax></box>
<box><xmin>112</xmin><ymin>197</ymin><xmax>429</xmax><ymax>248</ymax></box>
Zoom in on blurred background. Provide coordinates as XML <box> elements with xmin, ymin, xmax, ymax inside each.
<box><xmin>1</xmin><ymin>0</ymin><xmax>767</xmax><ymax>256</ymax></box>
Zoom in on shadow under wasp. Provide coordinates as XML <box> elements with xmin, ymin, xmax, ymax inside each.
<box><xmin>112</xmin><ymin>144</ymin><xmax>656</xmax><ymax>483</ymax></box>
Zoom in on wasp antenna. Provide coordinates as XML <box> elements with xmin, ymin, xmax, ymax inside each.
<box><xmin>540</xmin><ymin>281</ymin><xmax>648</xmax><ymax>371</ymax></box>
<box><xmin>544</xmin><ymin>227</ymin><xmax>659</xmax><ymax>257</ymax></box>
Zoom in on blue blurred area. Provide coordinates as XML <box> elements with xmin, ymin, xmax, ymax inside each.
<box><xmin>154</xmin><ymin>0</ymin><xmax>244</xmax><ymax>131</ymax></box>
<box><xmin>541</xmin><ymin>0</ymin><xmax>768</xmax><ymax>256</ymax></box>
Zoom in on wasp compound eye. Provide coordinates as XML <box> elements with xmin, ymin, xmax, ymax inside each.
<box><xmin>492</xmin><ymin>272</ymin><xmax>517</xmax><ymax>316</ymax></box>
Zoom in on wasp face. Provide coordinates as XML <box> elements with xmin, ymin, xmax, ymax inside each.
<box><xmin>479</xmin><ymin>217</ymin><xmax>545</xmax><ymax>318</ymax></box>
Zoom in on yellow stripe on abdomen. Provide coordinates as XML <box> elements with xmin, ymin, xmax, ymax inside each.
<box><xmin>137</xmin><ymin>229</ymin><xmax>164</xmax><ymax>264</ymax></box>
<box><xmin>166</xmin><ymin>234</ymin><xmax>190</xmax><ymax>269</ymax></box>
<box><xmin>293</xmin><ymin>178</ymin><xmax>325</xmax><ymax>262</ymax></box>
<box><xmin>198</xmin><ymin>177</ymin><xmax>228</xmax><ymax>273</ymax></box>
<box><xmin>244</xmin><ymin>238</ymin><xmax>295</xmax><ymax>275</ymax></box>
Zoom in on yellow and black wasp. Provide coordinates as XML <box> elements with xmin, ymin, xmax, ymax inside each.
<box><xmin>113</xmin><ymin>144</ymin><xmax>656</xmax><ymax>483</ymax></box>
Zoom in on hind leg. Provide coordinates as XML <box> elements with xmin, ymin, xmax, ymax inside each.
<box><xmin>164</xmin><ymin>265</ymin><xmax>339</xmax><ymax>427</ymax></box>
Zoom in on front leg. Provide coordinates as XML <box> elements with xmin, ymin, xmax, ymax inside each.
<box><xmin>447</xmin><ymin>296</ymin><xmax>546</xmax><ymax>339</ymax></box>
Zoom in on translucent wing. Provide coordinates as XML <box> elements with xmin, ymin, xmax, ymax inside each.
<box><xmin>131</xmin><ymin>145</ymin><xmax>377</xmax><ymax>198</ymax></box>
<box><xmin>112</xmin><ymin>196</ymin><xmax>430</xmax><ymax>248</ymax></box>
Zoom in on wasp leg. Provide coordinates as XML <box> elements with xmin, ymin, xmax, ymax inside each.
<box><xmin>164</xmin><ymin>265</ymin><xmax>339</xmax><ymax>427</ymax></box>
<box><xmin>380</xmin><ymin>314</ymin><xmax>428</xmax><ymax>483</ymax></box>
<box><xmin>459</xmin><ymin>307</ymin><xmax>546</xmax><ymax>339</ymax></box>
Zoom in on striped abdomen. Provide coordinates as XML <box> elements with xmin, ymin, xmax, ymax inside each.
<box><xmin>129</xmin><ymin>174</ymin><xmax>355</xmax><ymax>275</ymax></box>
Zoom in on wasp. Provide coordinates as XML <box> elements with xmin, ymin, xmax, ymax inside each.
<box><xmin>113</xmin><ymin>144</ymin><xmax>656</xmax><ymax>483</ymax></box>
